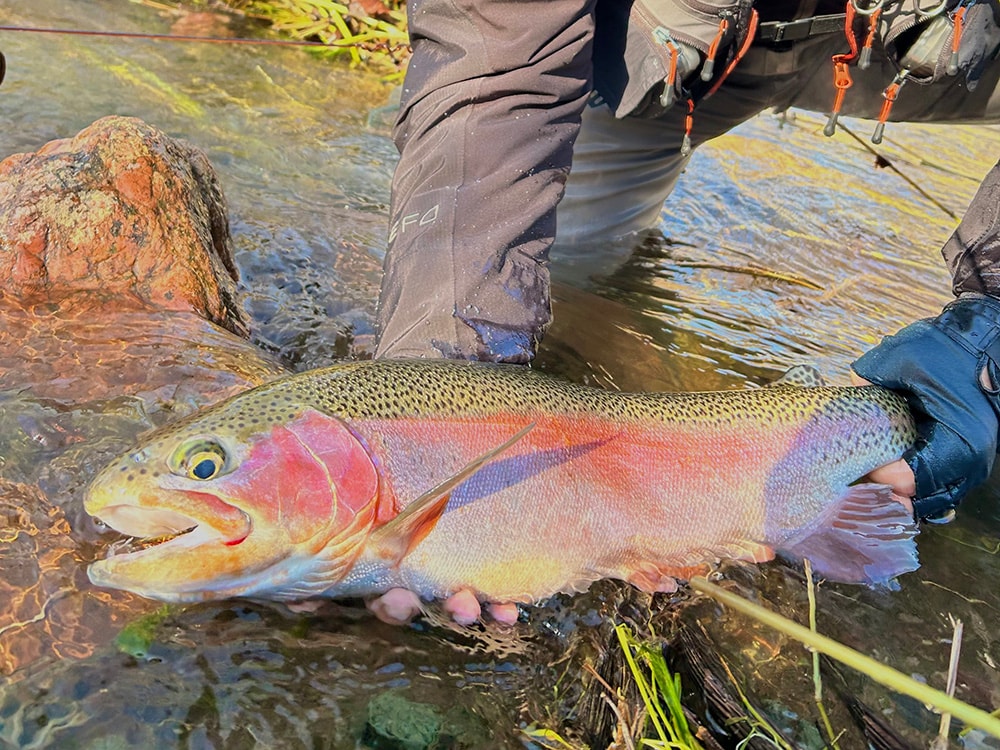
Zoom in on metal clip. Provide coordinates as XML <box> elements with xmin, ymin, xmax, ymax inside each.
<box><xmin>871</xmin><ymin>68</ymin><xmax>909</xmax><ymax>144</ymax></box>
<box><xmin>652</xmin><ymin>26</ymin><xmax>680</xmax><ymax>108</ymax></box>
<box><xmin>915</xmin><ymin>0</ymin><xmax>949</xmax><ymax>17</ymax></box>
<box><xmin>850</xmin><ymin>0</ymin><xmax>885</xmax><ymax>16</ymax></box>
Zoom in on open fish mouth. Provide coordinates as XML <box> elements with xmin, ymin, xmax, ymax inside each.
<box><xmin>105</xmin><ymin>524</ymin><xmax>198</xmax><ymax>557</ymax></box>
<box><xmin>93</xmin><ymin>504</ymin><xmax>249</xmax><ymax>561</ymax></box>
<box><xmin>86</xmin><ymin>494</ymin><xmax>268</xmax><ymax>601</ymax></box>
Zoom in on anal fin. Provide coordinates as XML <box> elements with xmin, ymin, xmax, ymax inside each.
<box><xmin>628</xmin><ymin>563</ymin><xmax>708</xmax><ymax>593</ymax></box>
<box><xmin>622</xmin><ymin>542</ymin><xmax>777</xmax><ymax>594</ymax></box>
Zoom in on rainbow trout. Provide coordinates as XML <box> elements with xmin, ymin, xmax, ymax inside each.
<box><xmin>84</xmin><ymin>359</ymin><xmax>919</xmax><ymax>604</ymax></box>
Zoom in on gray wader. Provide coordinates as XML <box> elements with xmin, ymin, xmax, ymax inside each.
<box><xmin>375</xmin><ymin>0</ymin><xmax>1000</xmax><ymax>362</ymax></box>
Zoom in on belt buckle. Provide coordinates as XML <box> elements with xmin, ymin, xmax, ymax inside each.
<box><xmin>762</xmin><ymin>17</ymin><xmax>814</xmax><ymax>43</ymax></box>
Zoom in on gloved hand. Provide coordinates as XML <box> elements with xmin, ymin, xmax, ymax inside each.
<box><xmin>852</xmin><ymin>294</ymin><xmax>1000</xmax><ymax>520</ymax></box>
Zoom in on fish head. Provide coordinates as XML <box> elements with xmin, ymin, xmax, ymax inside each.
<box><xmin>85</xmin><ymin>394</ymin><xmax>382</xmax><ymax>602</ymax></box>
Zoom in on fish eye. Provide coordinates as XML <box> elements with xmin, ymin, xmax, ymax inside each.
<box><xmin>188</xmin><ymin>451</ymin><xmax>224</xmax><ymax>480</ymax></box>
<box><xmin>170</xmin><ymin>439</ymin><xmax>229</xmax><ymax>481</ymax></box>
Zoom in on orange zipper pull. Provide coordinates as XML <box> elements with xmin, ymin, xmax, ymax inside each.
<box><xmin>949</xmin><ymin>2</ymin><xmax>968</xmax><ymax>76</ymax></box>
<box><xmin>705</xmin><ymin>9</ymin><xmax>759</xmax><ymax>97</ymax></box>
<box><xmin>858</xmin><ymin>8</ymin><xmax>882</xmax><ymax>69</ymax></box>
<box><xmin>824</xmin><ymin>2</ymin><xmax>859</xmax><ymax>136</ymax></box>
<box><xmin>681</xmin><ymin>98</ymin><xmax>694</xmax><ymax>156</ymax></box>
<box><xmin>701</xmin><ymin>17</ymin><xmax>730</xmax><ymax>81</ymax></box>
<box><xmin>872</xmin><ymin>69</ymin><xmax>908</xmax><ymax>144</ymax></box>
<box><xmin>653</xmin><ymin>26</ymin><xmax>681</xmax><ymax>107</ymax></box>
<box><xmin>824</xmin><ymin>60</ymin><xmax>854</xmax><ymax>136</ymax></box>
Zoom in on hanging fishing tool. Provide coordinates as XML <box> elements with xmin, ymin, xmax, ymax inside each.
<box><xmin>871</xmin><ymin>68</ymin><xmax>908</xmax><ymax>144</ymax></box>
<box><xmin>823</xmin><ymin>0</ymin><xmax>884</xmax><ymax>136</ymax></box>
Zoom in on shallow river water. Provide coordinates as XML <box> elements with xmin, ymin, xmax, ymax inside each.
<box><xmin>2</xmin><ymin>1</ymin><xmax>1000</xmax><ymax>748</ymax></box>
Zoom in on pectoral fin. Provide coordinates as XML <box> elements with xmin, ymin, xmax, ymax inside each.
<box><xmin>369</xmin><ymin>423</ymin><xmax>535</xmax><ymax>566</ymax></box>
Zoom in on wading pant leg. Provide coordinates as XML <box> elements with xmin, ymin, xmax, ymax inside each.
<box><xmin>551</xmin><ymin>39</ymin><xmax>817</xmax><ymax>258</ymax></box>
<box><xmin>374</xmin><ymin>0</ymin><xmax>596</xmax><ymax>363</ymax></box>
<box><xmin>552</xmin><ymin>101</ymin><xmax>692</xmax><ymax>249</ymax></box>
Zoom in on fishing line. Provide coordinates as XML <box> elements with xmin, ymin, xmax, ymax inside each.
<box><xmin>0</xmin><ymin>24</ymin><xmax>409</xmax><ymax>88</ymax></box>
<box><xmin>0</xmin><ymin>24</ymin><xmax>367</xmax><ymax>49</ymax></box>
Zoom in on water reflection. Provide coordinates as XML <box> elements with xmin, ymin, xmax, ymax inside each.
<box><xmin>0</xmin><ymin>296</ymin><xmax>283</xmax><ymax>684</ymax></box>
<box><xmin>1</xmin><ymin>600</ymin><xmax>549</xmax><ymax>749</ymax></box>
<box><xmin>1</xmin><ymin>0</ymin><xmax>1000</xmax><ymax>747</ymax></box>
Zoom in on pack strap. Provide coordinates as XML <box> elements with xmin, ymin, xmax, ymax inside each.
<box><xmin>757</xmin><ymin>13</ymin><xmax>849</xmax><ymax>43</ymax></box>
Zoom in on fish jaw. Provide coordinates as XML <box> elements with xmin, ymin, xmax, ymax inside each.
<box><xmin>86</xmin><ymin>482</ymin><xmax>371</xmax><ymax>603</ymax></box>
<box><xmin>86</xmin><ymin>483</ymin><xmax>282</xmax><ymax>602</ymax></box>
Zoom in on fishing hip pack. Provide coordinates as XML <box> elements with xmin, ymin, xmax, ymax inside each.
<box><xmin>593</xmin><ymin>0</ymin><xmax>1000</xmax><ymax>147</ymax></box>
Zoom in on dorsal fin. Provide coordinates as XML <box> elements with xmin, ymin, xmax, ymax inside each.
<box><xmin>766</xmin><ymin>365</ymin><xmax>827</xmax><ymax>388</ymax></box>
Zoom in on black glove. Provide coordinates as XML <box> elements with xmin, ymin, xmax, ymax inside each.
<box><xmin>852</xmin><ymin>294</ymin><xmax>1000</xmax><ymax>520</ymax></box>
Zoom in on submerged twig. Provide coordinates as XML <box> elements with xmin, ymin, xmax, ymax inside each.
<box><xmin>804</xmin><ymin>560</ymin><xmax>840</xmax><ymax>750</ymax></box>
<box><xmin>711</xmin><ymin>651</ymin><xmax>793</xmax><ymax>749</ymax></box>
<box><xmin>689</xmin><ymin>577</ymin><xmax>1000</xmax><ymax>739</ymax></box>
<box><xmin>921</xmin><ymin>579</ymin><xmax>995</xmax><ymax>608</ymax></box>
<box><xmin>670</xmin><ymin>261</ymin><xmax>824</xmax><ymax>291</ymax></box>
<box><xmin>582</xmin><ymin>661</ymin><xmax>641</xmax><ymax>750</ymax></box>
<box><xmin>931</xmin><ymin>615</ymin><xmax>965</xmax><ymax>750</ymax></box>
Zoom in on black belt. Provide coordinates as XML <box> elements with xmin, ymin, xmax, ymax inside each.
<box><xmin>757</xmin><ymin>13</ymin><xmax>849</xmax><ymax>43</ymax></box>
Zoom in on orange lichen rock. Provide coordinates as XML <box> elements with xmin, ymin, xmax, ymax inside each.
<box><xmin>0</xmin><ymin>115</ymin><xmax>248</xmax><ymax>337</ymax></box>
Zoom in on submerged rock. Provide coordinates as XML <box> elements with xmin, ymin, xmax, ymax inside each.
<box><xmin>364</xmin><ymin>692</ymin><xmax>443</xmax><ymax>750</ymax></box>
<box><xmin>0</xmin><ymin>115</ymin><xmax>247</xmax><ymax>336</ymax></box>
<box><xmin>0</xmin><ymin>117</ymin><xmax>284</xmax><ymax>678</ymax></box>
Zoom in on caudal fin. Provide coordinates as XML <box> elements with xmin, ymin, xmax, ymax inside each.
<box><xmin>777</xmin><ymin>483</ymin><xmax>919</xmax><ymax>588</ymax></box>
